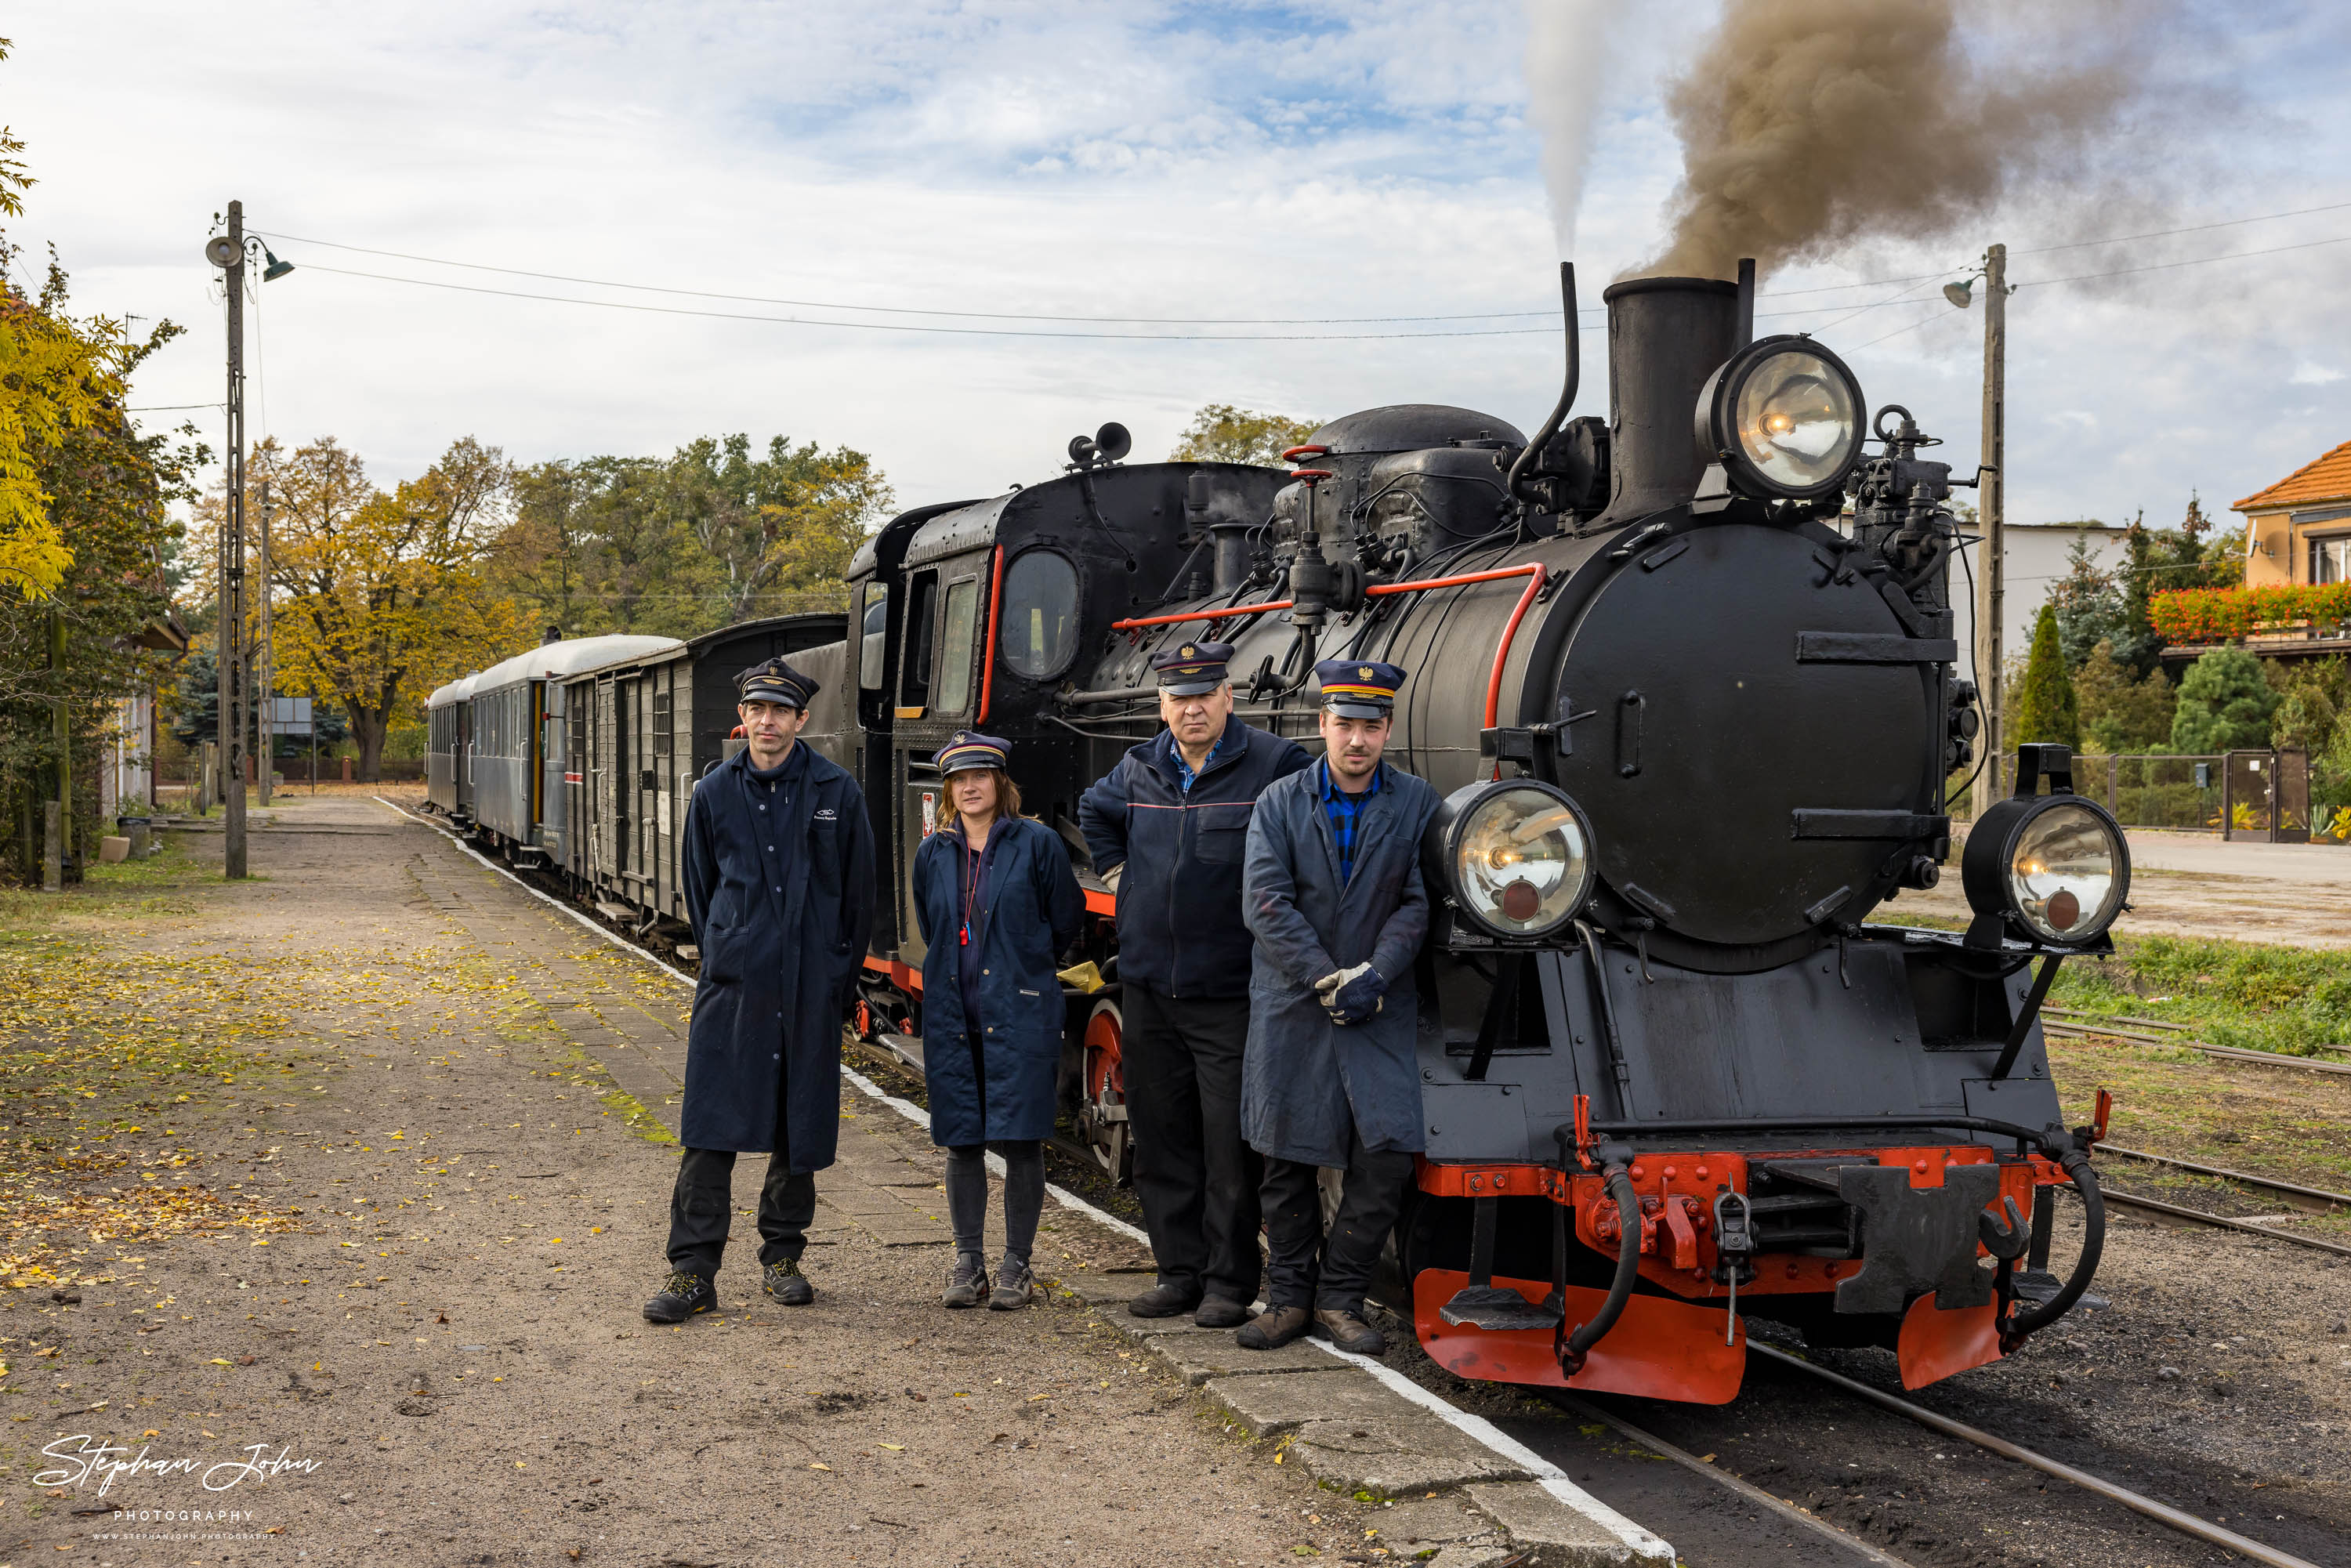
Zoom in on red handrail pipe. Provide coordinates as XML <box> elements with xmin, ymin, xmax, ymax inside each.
<box><xmin>1108</xmin><ymin>561</ymin><xmax>1547</xmax><ymax>730</ymax></box>
<box><xmin>976</xmin><ymin>545</ymin><xmax>1006</xmax><ymax>722</ymax></box>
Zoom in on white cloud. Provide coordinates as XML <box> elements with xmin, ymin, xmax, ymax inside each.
<box><xmin>0</xmin><ymin>0</ymin><xmax>2339</xmax><ymax>537</ymax></box>
<box><xmin>2290</xmin><ymin>363</ymin><xmax>2346</xmax><ymax>386</ymax></box>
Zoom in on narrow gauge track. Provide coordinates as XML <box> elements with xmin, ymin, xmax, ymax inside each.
<box><xmin>1491</xmin><ymin>1334</ymin><xmax>2341</xmax><ymax>1568</ymax></box>
<box><xmin>2042</xmin><ymin>1009</ymin><xmax>2351</xmax><ymax>1077</ymax></box>
<box><xmin>2096</xmin><ymin>1143</ymin><xmax>2351</xmax><ymax>1255</ymax></box>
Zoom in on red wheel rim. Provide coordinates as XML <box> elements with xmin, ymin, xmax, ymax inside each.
<box><xmin>1084</xmin><ymin>1005</ymin><xmax>1124</xmax><ymax>1103</ymax></box>
<box><xmin>855</xmin><ymin>1000</ymin><xmax>872</xmax><ymax>1038</ymax></box>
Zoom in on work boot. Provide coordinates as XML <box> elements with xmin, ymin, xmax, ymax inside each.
<box><xmin>1125</xmin><ymin>1281</ymin><xmax>1203</xmax><ymax>1319</ymax></box>
<box><xmin>642</xmin><ymin>1269</ymin><xmax>715</xmax><ymax>1324</ymax></box>
<box><xmin>942</xmin><ymin>1255</ymin><xmax>991</xmax><ymax>1309</ymax></box>
<box><xmin>989</xmin><ymin>1256</ymin><xmax>1037</xmax><ymax>1312</ymax></box>
<box><xmin>1193</xmin><ymin>1296</ymin><xmax>1253</xmax><ymax>1330</ymax></box>
<box><xmin>763</xmin><ymin>1258</ymin><xmax>813</xmax><ymax>1306</ymax></box>
<box><xmin>1237</xmin><ymin>1304</ymin><xmax>1312</xmax><ymax>1350</ymax></box>
<box><xmin>1313</xmin><ymin>1307</ymin><xmax>1386</xmax><ymax>1356</ymax></box>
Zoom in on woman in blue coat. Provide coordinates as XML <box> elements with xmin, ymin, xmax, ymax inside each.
<box><xmin>912</xmin><ymin>731</ymin><xmax>1083</xmax><ymax>1311</ymax></box>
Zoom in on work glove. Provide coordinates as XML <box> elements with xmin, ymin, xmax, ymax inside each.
<box><xmin>1320</xmin><ymin>963</ymin><xmax>1385</xmax><ymax>1026</ymax></box>
<box><xmin>1102</xmin><ymin>863</ymin><xmax>1124</xmax><ymax>893</ymax></box>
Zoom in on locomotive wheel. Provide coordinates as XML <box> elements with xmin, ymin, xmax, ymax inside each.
<box><xmin>1078</xmin><ymin>998</ymin><xmax>1133</xmax><ymax>1186</ymax></box>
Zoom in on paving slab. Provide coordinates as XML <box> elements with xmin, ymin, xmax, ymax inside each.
<box><xmin>1143</xmin><ymin>1324</ymin><xmax>1342</xmax><ymax>1384</ymax></box>
<box><xmin>1466</xmin><ymin>1481</ymin><xmax>1649</xmax><ymax>1567</ymax></box>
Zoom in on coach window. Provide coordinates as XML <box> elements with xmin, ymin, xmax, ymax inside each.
<box><xmin>898</xmin><ymin>570</ymin><xmax>939</xmax><ymax>713</ymax></box>
<box><xmin>999</xmin><ymin>549</ymin><xmax>1079</xmax><ymax>680</ymax></box>
<box><xmin>858</xmin><ymin>585</ymin><xmax>889</xmax><ymax>691</ymax></box>
<box><xmin>935</xmin><ymin>577</ymin><xmax>980</xmax><ymax>714</ymax></box>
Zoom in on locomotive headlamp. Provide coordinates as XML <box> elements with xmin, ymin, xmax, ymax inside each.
<box><xmin>1962</xmin><ymin>765</ymin><xmax>2132</xmax><ymax>947</ymax></box>
<box><xmin>1426</xmin><ymin>780</ymin><xmax>1595</xmax><ymax>941</ymax></box>
<box><xmin>1694</xmin><ymin>335</ymin><xmax>1866</xmax><ymax>502</ymax></box>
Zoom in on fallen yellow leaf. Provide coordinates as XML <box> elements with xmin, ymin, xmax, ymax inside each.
<box><xmin>878</xmin><ymin>1443</ymin><xmax>904</xmax><ymax>1451</ymax></box>
<box><xmin>208</xmin><ymin>1358</ymin><xmax>231</xmax><ymax>1367</ymax></box>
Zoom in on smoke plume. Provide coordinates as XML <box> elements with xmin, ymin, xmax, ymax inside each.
<box><xmin>1638</xmin><ymin>0</ymin><xmax>2162</xmax><ymax>279</ymax></box>
<box><xmin>1523</xmin><ymin>0</ymin><xmax>1620</xmax><ymax>255</ymax></box>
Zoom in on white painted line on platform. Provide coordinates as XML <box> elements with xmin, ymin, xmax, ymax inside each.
<box><xmin>1310</xmin><ymin>1338</ymin><xmax>1675</xmax><ymax>1563</ymax></box>
<box><xmin>378</xmin><ymin>791</ymin><xmax>1659</xmax><ymax>1557</ymax></box>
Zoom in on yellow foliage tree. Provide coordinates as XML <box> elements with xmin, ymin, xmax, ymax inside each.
<box><xmin>0</xmin><ymin>41</ymin><xmax>137</xmax><ymax>600</ymax></box>
<box><xmin>234</xmin><ymin>435</ymin><xmax>523</xmax><ymax>779</ymax></box>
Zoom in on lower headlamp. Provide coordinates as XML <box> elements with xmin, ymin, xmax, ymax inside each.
<box><xmin>1425</xmin><ymin>780</ymin><xmax>1596</xmax><ymax>942</ymax></box>
<box><xmin>1962</xmin><ymin>756</ymin><xmax>2130</xmax><ymax>947</ymax></box>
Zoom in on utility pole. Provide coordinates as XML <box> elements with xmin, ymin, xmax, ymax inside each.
<box><xmin>212</xmin><ymin>201</ymin><xmax>249</xmax><ymax>878</ymax></box>
<box><xmin>256</xmin><ymin>479</ymin><xmax>273</xmax><ymax>807</ymax></box>
<box><xmin>1970</xmin><ymin>243</ymin><xmax>2009</xmax><ymax>822</ymax></box>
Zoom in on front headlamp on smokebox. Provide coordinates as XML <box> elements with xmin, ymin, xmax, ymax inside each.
<box><xmin>1425</xmin><ymin>780</ymin><xmax>1597</xmax><ymax>943</ymax></box>
<box><xmin>1693</xmin><ymin>335</ymin><xmax>1867</xmax><ymax>504</ymax></box>
<box><xmin>1962</xmin><ymin>744</ymin><xmax>2131</xmax><ymax>951</ymax></box>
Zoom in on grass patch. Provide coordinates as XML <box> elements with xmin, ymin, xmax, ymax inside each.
<box><xmin>2050</xmin><ymin>933</ymin><xmax>2351</xmax><ymax>1059</ymax></box>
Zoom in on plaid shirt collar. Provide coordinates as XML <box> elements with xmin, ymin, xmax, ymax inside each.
<box><xmin>1318</xmin><ymin>759</ymin><xmax>1382</xmax><ymax>883</ymax></box>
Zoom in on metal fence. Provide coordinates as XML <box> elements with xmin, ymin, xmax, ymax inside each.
<box><xmin>1955</xmin><ymin>750</ymin><xmax>2319</xmax><ymax>840</ymax></box>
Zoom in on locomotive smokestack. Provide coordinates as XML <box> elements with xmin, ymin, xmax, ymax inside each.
<box><xmin>1590</xmin><ymin>276</ymin><xmax>1739</xmax><ymax>526</ymax></box>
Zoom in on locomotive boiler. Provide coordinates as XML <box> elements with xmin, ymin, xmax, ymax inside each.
<box><xmin>427</xmin><ymin>259</ymin><xmax>2130</xmax><ymax>1404</ymax></box>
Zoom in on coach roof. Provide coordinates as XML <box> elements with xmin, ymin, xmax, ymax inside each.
<box><xmin>441</xmin><ymin>633</ymin><xmax>686</xmax><ymax>705</ymax></box>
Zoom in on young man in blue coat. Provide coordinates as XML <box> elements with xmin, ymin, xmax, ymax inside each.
<box><xmin>1236</xmin><ymin>660</ymin><xmax>1438</xmax><ymax>1356</ymax></box>
<box><xmin>1078</xmin><ymin>640</ymin><xmax>1312</xmax><ymax>1327</ymax></box>
<box><xmin>644</xmin><ymin>657</ymin><xmax>875</xmax><ymax>1324</ymax></box>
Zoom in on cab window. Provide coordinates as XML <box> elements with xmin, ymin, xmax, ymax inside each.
<box><xmin>898</xmin><ymin>571</ymin><xmax>938</xmax><ymax>711</ymax></box>
<box><xmin>858</xmin><ymin>585</ymin><xmax>889</xmax><ymax>691</ymax></box>
<box><xmin>999</xmin><ymin>549</ymin><xmax>1079</xmax><ymax>680</ymax></box>
<box><xmin>935</xmin><ymin>578</ymin><xmax>980</xmax><ymax>714</ymax></box>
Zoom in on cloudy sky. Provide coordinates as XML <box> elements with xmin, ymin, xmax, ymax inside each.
<box><xmin>5</xmin><ymin>1</ymin><xmax>2346</xmax><ymax>533</ymax></box>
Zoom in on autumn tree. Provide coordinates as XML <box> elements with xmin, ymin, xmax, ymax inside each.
<box><xmin>1169</xmin><ymin>404</ymin><xmax>1321</xmax><ymax>466</ymax></box>
<box><xmin>0</xmin><ymin>59</ymin><xmax>199</xmax><ymax>882</ymax></box>
<box><xmin>663</xmin><ymin>433</ymin><xmax>893</xmax><ymax>625</ymax></box>
<box><xmin>252</xmin><ymin>436</ymin><xmax>523</xmax><ymax>780</ymax></box>
<box><xmin>0</xmin><ymin>49</ymin><xmax>143</xmax><ymax>602</ymax></box>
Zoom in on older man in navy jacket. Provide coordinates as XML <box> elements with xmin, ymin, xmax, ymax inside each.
<box><xmin>644</xmin><ymin>657</ymin><xmax>875</xmax><ymax>1324</ymax></box>
<box><xmin>1079</xmin><ymin>640</ymin><xmax>1312</xmax><ymax>1327</ymax></box>
<box><xmin>1236</xmin><ymin>659</ymin><xmax>1437</xmax><ymax>1356</ymax></box>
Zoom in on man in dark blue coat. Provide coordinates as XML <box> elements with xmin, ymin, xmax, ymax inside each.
<box><xmin>643</xmin><ymin>657</ymin><xmax>875</xmax><ymax>1324</ymax></box>
<box><xmin>1236</xmin><ymin>659</ymin><xmax>1436</xmax><ymax>1357</ymax></box>
<box><xmin>1078</xmin><ymin>640</ymin><xmax>1312</xmax><ymax>1327</ymax></box>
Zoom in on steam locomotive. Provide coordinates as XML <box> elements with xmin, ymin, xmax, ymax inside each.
<box><xmin>428</xmin><ymin>261</ymin><xmax>2128</xmax><ymax>1403</ymax></box>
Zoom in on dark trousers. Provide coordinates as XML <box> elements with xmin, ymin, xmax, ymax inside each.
<box><xmin>1260</xmin><ymin>1123</ymin><xmax>1413</xmax><ymax>1315</ymax></box>
<box><xmin>665</xmin><ymin>1147</ymin><xmax>817</xmax><ymax>1280</ymax></box>
<box><xmin>1122</xmin><ymin>987</ymin><xmax>1261</xmax><ymax>1303</ymax></box>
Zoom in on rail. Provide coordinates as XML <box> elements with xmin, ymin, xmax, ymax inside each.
<box><xmin>1750</xmin><ymin>1342</ymin><xmax>2324</xmax><ymax>1568</ymax></box>
<box><xmin>1105</xmin><ymin>563</ymin><xmax>1548</xmax><ymax>728</ymax></box>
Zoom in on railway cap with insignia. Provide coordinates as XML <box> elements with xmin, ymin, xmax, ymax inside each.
<box><xmin>934</xmin><ymin>730</ymin><xmax>1011</xmax><ymax>776</ymax></box>
<box><xmin>736</xmin><ymin>657</ymin><xmax>818</xmax><ymax>710</ymax></box>
<box><xmin>1314</xmin><ymin>658</ymin><xmax>1406</xmax><ymax>719</ymax></box>
<box><xmin>1151</xmin><ymin>639</ymin><xmax>1235</xmax><ymax>697</ymax></box>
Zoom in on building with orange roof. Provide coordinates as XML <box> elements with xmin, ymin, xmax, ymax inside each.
<box><xmin>2237</xmin><ymin>436</ymin><xmax>2351</xmax><ymax>588</ymax></box>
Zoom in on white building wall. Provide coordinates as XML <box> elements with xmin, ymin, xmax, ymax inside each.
<box><xmin>1947</xmin><ymin>520</ymin><xmax>2131</xmax><ymax>688</ymax></box>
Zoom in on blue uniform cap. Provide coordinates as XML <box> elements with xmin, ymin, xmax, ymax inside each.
<box><xmin>737</xmin><ymin>657</ymin><xmax>818</xmax><ymax>710</ymax></box>
<box><xmin>935</xmin><ymin>730</ymin><xmax>1011</xmax><ymax>775</ymax></box>
<box><xmin>1152</xmin><ymin>639</ymin><xmax>1236</xmax><ymax>697</ymax></box>
<box><xmin>1314</xmin><ymin>658</ymin><xmax>1407</xmax><ymax>719</ymax></box>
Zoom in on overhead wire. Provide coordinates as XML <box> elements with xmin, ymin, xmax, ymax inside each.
<box><xmin>254</xmin><ymin>196</ymin><xmax>2349</xmax><ymax>331</ymax></box>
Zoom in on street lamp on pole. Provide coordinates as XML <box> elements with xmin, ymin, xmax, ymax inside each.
<box><xmin>205</xmin><ymin>201</ymin><xmax>295</xmax><ymax>878</ymax></box>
